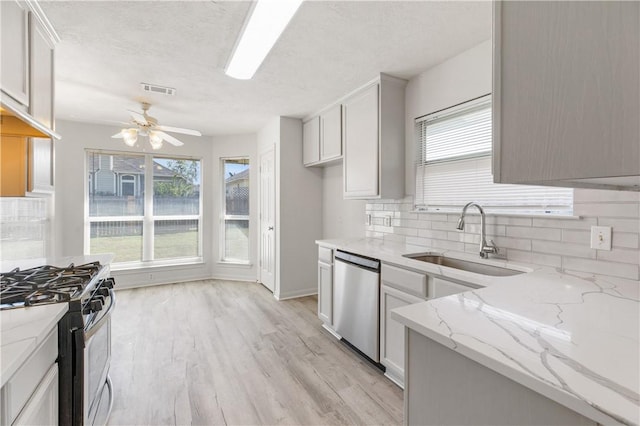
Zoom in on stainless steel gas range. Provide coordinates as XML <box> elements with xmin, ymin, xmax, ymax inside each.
<box><xmin>0</xmin><ymin>262</ymin><xmax>116</xmax><ymax>425</ymax></box>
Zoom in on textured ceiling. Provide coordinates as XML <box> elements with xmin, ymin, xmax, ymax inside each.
<box><xmin>42</xmin><ymin>1</ymin><xmax>491</xmax><ymax>136</ymax></box>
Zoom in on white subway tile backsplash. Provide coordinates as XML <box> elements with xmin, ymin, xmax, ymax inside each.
<box><xmin>596</xmin><ymin>248</ymin><xmax>640</xmax><ymax>265</ymax></box>
<box><xmin>574</xmin><ymin>189</ymin><xmax>640</xmax><ymax>203</ymax></box>
<box><xmin>506</xmin><ymin>249</ymin><xmax>562</xmax><ymax>268</ymax></box>
<box><xmin>574</xmin><ymin>203</ymin><xmax>639</xmax><ymax>218</ymax></box>
<box><xmin>418</xmin><ymin>229</ymin><xmax>449</xmax><ymax>240</ymax></box>
<box><xmin>366</xmin><ymin>188</ymin><xmax>639</xmax><ymax>283</ymax></box>
<box><xmin>532</xmin><ymin>217</ymin><xmax>597</xmax><ymax>229</ymax></box>
<box><xmin>598</xmin><ymin>218</ymin><xmax>640</xmax><ymax>233</ymax></box>
<box><xmin>506</xmin><ymin>226</ymin><xmax>562</xmax><ymax>241</ymax></box>
<box><xmin>561</xmin><ymin>229</ymin><xmax>591</xmax><ymax>245</ymax></box>
<box><xmin>612</xmin><ymin>233</ymin><xmax>640</xmax><ymax>249</ymax></box>
<box><xmin>563</xmin><ymin>257</ymin><xmax>639</xmax><ymax>280</ymax></box>
<box><xmin>531</xmin><ymin>240</ymin><xmax>596</xmax><ymax>259</ymax></box>
<box><xmin>492</xmin><ymin>236</ymin><xmax>532</xmax><ymax>251</ymax></box>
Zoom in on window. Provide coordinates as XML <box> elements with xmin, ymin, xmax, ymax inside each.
<box><xmin>87</xmin><ymin>151</ymin><xmax>202</xmax><ymax>265</ymax></box>
<box><xmin>221</xmin><ymin>158</ymin><xmax>250</xmax><ymax>263</ymax></box>
<box><xmin>415</xmin><ymin>95</ymin><xmax>573</xmax><ymax>214</ymax></box>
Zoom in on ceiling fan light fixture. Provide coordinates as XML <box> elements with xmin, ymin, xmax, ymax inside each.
<box><xmin>122</xmin><ymin>128</ymin><xmax>138</xmax><ymax>146</ymax></box>
<box><xmin>148</xmin><ymin>131</ymin><xmax>164</xmax><ymax>150</ymax></box>
<box><xmin>225</xmin><ymin>0</ymin><xmax>303</xmax><ymax>80</ymax></box>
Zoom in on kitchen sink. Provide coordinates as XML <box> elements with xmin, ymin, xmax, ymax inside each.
<box><xmin>402</xmin><ymin>253</ymin><xmax>525</xmax><ymax>277</ymax></box>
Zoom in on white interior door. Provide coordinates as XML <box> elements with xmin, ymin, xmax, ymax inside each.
<box><xmin>259</xmin><ymin>148</ymin><xmax>276</xmax><ymax>292</ymax></box>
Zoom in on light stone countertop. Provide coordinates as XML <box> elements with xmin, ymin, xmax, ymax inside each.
<box><xmin>1</xmin><ymin>254</ymin><xmax>114</xmax><ymax>388</ymax></box>
<box><xmin>1</xmin><ymin>303</ymin><xmax>68</xmax><ymax>387</ymax></box>
<box><xmin>317</xmin><ymin>238</ymin><xmax>640</xmax><ymax>426</ymax></box>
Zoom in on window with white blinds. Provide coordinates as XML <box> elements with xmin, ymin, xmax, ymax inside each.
<box><xmin>415</xmin><ymin>95</ymin><xmax>573</xmax><ymax>214</ymax></box>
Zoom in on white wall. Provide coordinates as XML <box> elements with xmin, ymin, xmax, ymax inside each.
<box><xmin>54</xmin><ymin>119</ymin><xmax>215</xmax><ymax>288</ymax></box>
<box><xmin>322</xmin><ymin>164</ymin><xmax>366</xmax><ymax>238</ymax></box>
<box><xmin>210</xmin><ymin>133</ymin><xmax>259</xmax><ymax>282</ymax></box>
<box><xmin>404</xmin><ymin>39</ymin><xmax>492</xmax><ymax>194</ymax></box>
<box><xmin>257</xmin><ymin>117</ymin><xmax>323</xmax><ymax>299</ymax></box>
<box><xmin>366</xmin><ymin>39</ymin><xmax>640</xmax><ymax>283</ymax></box>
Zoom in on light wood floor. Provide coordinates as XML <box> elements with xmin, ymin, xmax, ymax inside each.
<box><xmin>107</xmin><ymin>280</ymin><xmax>403</xmax><ymax>425</ymax></box>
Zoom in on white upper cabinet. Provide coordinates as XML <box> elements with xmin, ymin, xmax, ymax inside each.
<box><xmin>343</xmin><ymin>74</ymin><xmax>406</xmax><ymax>199</ymax></box>
<box><xmin>320</xmin><ymin>104</ymin><xmax>342</xmax><ymax>162</ymax></box>
<box><xmin>303</xmin><ymin>116</ymin><xmax>320</xmax><ymax>165</ymax></box>
<box><xmin>303</xmin><ymin>104</ymin><xmax>343</xmax><ymax>167</ymax></box>
<box><xmin>1</xmin><ymin>0</ymin><xmax>30</xmax><ymax>107</ymax></box>
<box><xmin>493</xmin><ymin>1</ymin><xmax>640</xmax><ymax>191</ymax></box>
<box><xmin>30</xmin><ymin>13</ymin><xmax>55</xmax><ymax>131</ymax></box>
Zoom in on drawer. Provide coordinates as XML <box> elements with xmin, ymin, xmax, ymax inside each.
<box><xmin>429</xmin><ymin>277</ymin><xmax>474</xmax><ymax>299</ymax></box>
<box><xmin>318</xmin><ymin>246</ymin><xmax>333</xmax><ymax>264</ymax></box>
<box><xmin>381</xmin><ymin>264</ymin><xmax>427</xmax><ymax>298</ymax></box>
<box><xmin>2</xmin><ymin>327</ymin><xmax>57</xmax><ymax>425</ymax></box>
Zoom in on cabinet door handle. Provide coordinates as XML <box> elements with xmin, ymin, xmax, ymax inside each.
<box><xmin>268</xmin><ymin>226</ymin><xmax>274</xmax><ymax>231</ymax></box>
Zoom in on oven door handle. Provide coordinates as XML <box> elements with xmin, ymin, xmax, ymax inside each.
<box><xmin>85</xmin><ymin>289</ymin><xmax>116</xmax><ymax>340</ymax></box>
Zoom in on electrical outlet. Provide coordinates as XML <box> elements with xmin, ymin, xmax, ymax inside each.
<box><xmin>590</xmin><ymin>226</ymin><xmax>612</xmax><ymax>251</ymax></box>
<box><xmin>384</xmin><ymin>215</ymin><xmax>392</xmax><ymax>227</ymax></box>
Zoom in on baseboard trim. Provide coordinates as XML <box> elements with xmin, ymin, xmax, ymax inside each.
<box><xmin>275</xmin><ymin>287</ymin><xmax>318</xmax><ymax>300</ymax></box>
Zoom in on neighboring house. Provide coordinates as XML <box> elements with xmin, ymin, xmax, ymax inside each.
<box><xmin>87</xmin><ymin>154</ymin><xmax>180</xmax><ymax>197</ymax></box>
<box><xmin>225</xmin><ymin>168</ymin><xmax>249</xmax><ymax>216</ymax></box>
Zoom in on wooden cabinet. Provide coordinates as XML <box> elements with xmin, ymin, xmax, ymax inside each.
<box><xmin>303</xmin><ymin>104</ymin><xmax>343</xmax><ymax>167</ymax></box>
<box><xmin>380</xmin><ymin>263</ymin><xmax>427</xmax><ymax>388</ymax></box>
<box><xmin>343</xmin><ymin>74</ymin><xmax>406</xmax><ymax>199</ymax></box>
<box><xmin>1</xmin><ymin>0</ymin><xmax>30</xmax><ymax>107</ymax></box>
<box><xmin>493</xmin><ymin>1</ymin><xmax>640</xmax><ymax>191</ymax></box>
<box><xmin>317</xmin><ymin>246</ymin><xmax>334</xmax><ymax>328</ymax></box>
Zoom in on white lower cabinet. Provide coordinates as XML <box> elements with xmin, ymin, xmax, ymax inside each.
<box><xmin>13</xmin><ymin>363</ymin><xmax>58</xmax><ymax>426</ymax></box>
<box><xmin>380</xmin><ymin>284</ymin><xmax>424</xmax><ymax>388</ymax></box>
<box><xmin>317</xmin><ymin>246</ymin><xmax>334</xmax><ymax>329</ymax></box>
<box><xmin>380</xmin><ymin>263</ymin><xmax>427</xmax><ymax>388</ymax></box>
<box><xmin>318</xmin><ymin>260</ymin><xmax>333</xmax><ymax>326</ymax></box>
<box><xmin>1</xmin><ymin>327</ymin><xmax>58</xmax><ymax>426</ymax></box>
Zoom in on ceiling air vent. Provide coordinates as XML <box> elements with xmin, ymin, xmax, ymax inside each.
<box><xmin>140</xmin><ymin>83</ymin><xmax>176</xmax><ymax>96</ymax></box>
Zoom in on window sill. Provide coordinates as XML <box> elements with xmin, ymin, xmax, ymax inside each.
<box><xmin>217</xmin><ymin>260</ymin><xmax>253</xmax><ymax>268</ymax></box>
<box><xmin>111</xmin><ymin>257</ymin><xmax>204</xmax><ymax>272</ymax></box>
<box><xmin>412</xmin><ymin>208</ymin><xmax>580</xmax><ymax>220</ymax></box>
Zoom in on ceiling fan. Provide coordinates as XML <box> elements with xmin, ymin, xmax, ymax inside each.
<box><xmin>111</xmin><ymin>102</ymin><xmax>202</xmax><ymax>150</ymax></box>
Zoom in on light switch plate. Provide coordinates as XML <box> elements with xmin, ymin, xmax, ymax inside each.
<box><xmin>590</xmin><ymin>226</ymin><xmax>612</xmax><ymax>251</ymax></box>
<box><xmin>384</xmin><ymin>215</ymin><xmax>392</xmax><ymax>227</ymax></box>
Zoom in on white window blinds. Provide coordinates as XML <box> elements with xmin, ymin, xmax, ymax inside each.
<box><xmin>415</xmin><ymin>95</ymin><xmax>573</xmax><ymax>214</ymax></box>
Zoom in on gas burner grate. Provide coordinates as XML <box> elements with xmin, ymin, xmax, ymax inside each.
<box><xmin>0</xmin><ymin>262</ymin><xmax>102</xmax><ymax>308</ymax></box>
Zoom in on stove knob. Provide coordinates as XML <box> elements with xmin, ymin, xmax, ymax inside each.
<box><xmin>91</xmin><ymin>299</ymin><xmax>103</xmax><ymax>312</ymax></box>
<box><xmin>98</xmin><ymin>287</ymin><xmax>110</xmax><ymax>297</ymax></box>
<box><xmin>102</xmin><ymin>278</ymin><xmax>115</xmax><ymax>289</ymax></box>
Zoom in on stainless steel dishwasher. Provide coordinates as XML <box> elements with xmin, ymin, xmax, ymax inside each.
<box><xmin>333</xmin><ymin>250</ymin><xmax>381</xmax><ymax>363</ymax></box>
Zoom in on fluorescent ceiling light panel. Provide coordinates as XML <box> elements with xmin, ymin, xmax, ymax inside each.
<box><xmin>226</xmin><ymin>0</ymin><xmax>303</xmax><ymax>80</ymax></box>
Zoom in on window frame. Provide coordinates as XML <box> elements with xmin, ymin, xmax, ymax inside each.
<box><xmin>414</xmin><ymin>95</ymin><xmax>574</xmax><ymax>215</ymax></box>
<box><xmin>85</xmin><ymin>149</ymin><xmax>203</xmax><ymax>268</ymax></box>
<box><xmin>220</xmin><ymin>157</ymin><xmax>251</xmax><ymax>265</ymax></box>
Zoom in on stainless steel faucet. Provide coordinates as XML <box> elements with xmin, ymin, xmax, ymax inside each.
<box><xmin>456</xmin><ymin>202</ymin><xmax>499</xmax><ymax>259</ymax></box>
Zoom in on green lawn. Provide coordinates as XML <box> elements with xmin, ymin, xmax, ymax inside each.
<box><xmin>90</xmin><ymin>225</ymin><xmax>249</xmax><ymax>263</ymax></box>
<box><xmin>91</xmin><ymin>231</ymin><xmax>198</xmax><ymax>263</ymax></box>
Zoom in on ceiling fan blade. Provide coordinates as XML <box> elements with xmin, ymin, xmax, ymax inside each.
<box><xmin>155</xmin><ymin>131</ymin><xmax>184</xmax><ymax>147</ymax></box>
<box><xmin>127</xmin><ymin>110</ymin><xmax>148</xmax><ymax>125</ymax></box>
<box><xmin>111</xmin><ymin>131</ymin><xmax>124</xmax><ymax>138</ymax></box>
<box><xmin>156</xmin><ymin>125</ymin><xmax>202</xmax><ymax>136</ymax></box>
